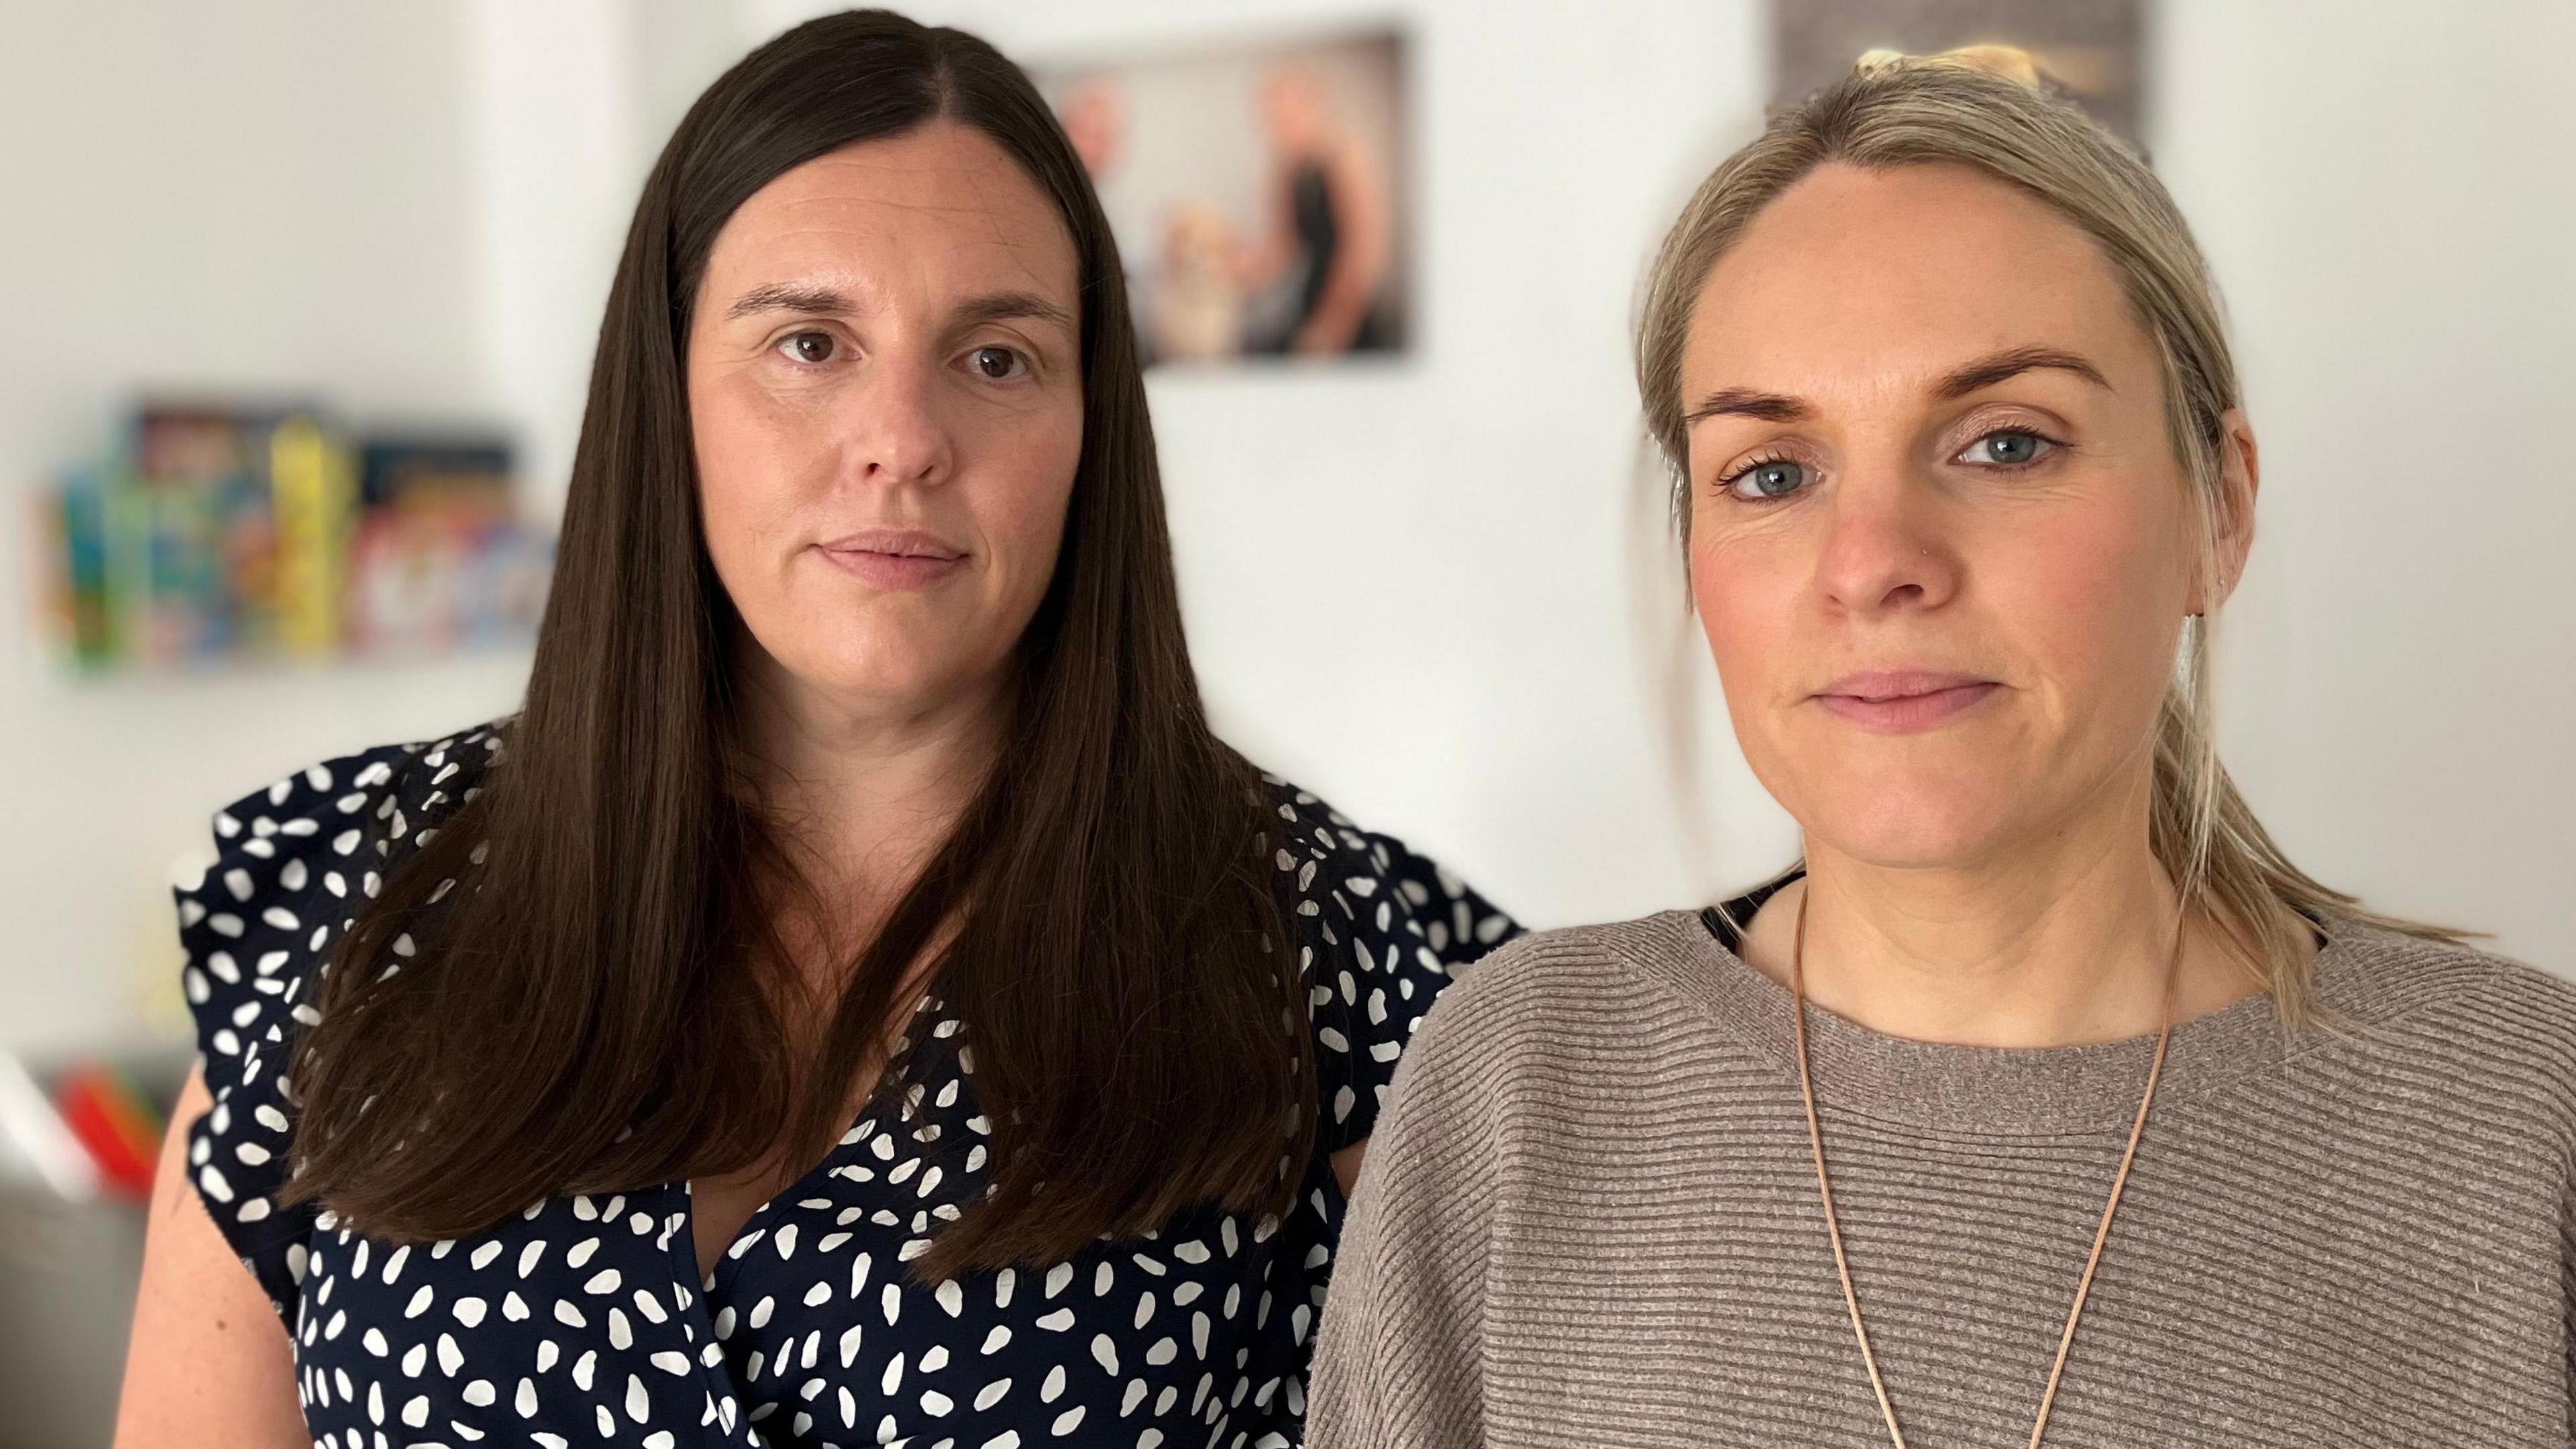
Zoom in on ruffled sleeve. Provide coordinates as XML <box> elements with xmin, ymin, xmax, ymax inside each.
<box><xmin>1267</xmin><ymin>777</ymin><xmax>1521</xmax><ymax>1152</ymax></box>
<box><xmin>174</xmin><ymin>727</ymin><xmax>496</xmax><ymax>1316</ymax></box>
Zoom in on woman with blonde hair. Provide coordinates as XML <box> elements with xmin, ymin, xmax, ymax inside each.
<box><xmin>1309</xmin><ymin>49</ymin><xmax>2576</xmax><ymax>1449</ymax></box>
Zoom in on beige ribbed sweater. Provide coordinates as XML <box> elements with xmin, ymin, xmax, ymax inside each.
<box><xmin>1307</xmin><ymin>910</ymin><xmax>2576</xmax><ymax>1448</ymax></box>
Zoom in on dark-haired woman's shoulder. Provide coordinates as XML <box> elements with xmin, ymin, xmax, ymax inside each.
<box><xmin>1258</xmin><ymin>773</ymin><xmax>1521</xmax><ymax>1149</ymax></box>
<box><xmin>180</xmin><ymin>717</ymin><xmax>506</xmax><ymax>1008</ymax></box>
<box><xmin>175</xmin><ymin>718</ymin><xmax>505</xmax><ymax>1311</ymax></box>
<box><xmin>203</xmin><ymin>718</ymin><xmax>506</xmax><ymax>857</ymax></box>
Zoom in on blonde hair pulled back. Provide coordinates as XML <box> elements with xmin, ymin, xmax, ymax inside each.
<box><xmin>1637</xmin><ymin>48</ymin><xmax>2457</xmax><ymax>1017</ymax></box>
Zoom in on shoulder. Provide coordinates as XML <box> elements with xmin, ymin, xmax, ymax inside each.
<box><xmin>1258</xmin><ymin>773</ymin><xmax>1521</xmax><ymax>1146</ymax></box>
<box><xmin>2330</xmin><ymin>918</ymin><xmax>2576</xmax><ymax>1073</ymax></box>
<box><xmin>195</xmin><ymin>719</ymin><xmax>504</xmax><ymax>864</ymax></box>
<box><xmin>1341</xmin><ymin>914</ymin><xmax>1728</xmax><ymax>1191</ymax></box>
<box><xmin>178</xmin><ymin>715</ymin><xmax>508</xmax><ymax>1066</ymax></box>
<box><xmin>181</xmin><ymin>720</ymin><xmax>503</xmax><ymax>948</ymax></box>
<box><xmin>2311</xmin><ymin>918</ymin><xmax>2576</xmax><ymax>1164</ymax></box>
<box><xmin>189</xmin><ymin>716</ymin><xmax>505</xmax><ymax>959</ymax></box>
<box><xmin>1261</xmin><ymin>774</ymin><xmax>1515</xmax><ymax>961</ymax></box>
<box><xmin>174</xmin><ymin>717</ymin><xmax>507</xmax><ymax>1312</ymax></box>
<box><xmin>1403</xmin><ymin>911</ymin><xmax>1724</xmax><ymax>1069</ymax></box>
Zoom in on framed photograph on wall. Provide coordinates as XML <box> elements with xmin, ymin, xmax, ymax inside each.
<box><xmin>1772</xmin><ymin>0</ymin><xmax>2147</xmax><ymax>144</ymax></box>
<box><xmin>1040</xmin><ymin>27</ymin><xmax>1410</xmax><ymax>368</ymax></box>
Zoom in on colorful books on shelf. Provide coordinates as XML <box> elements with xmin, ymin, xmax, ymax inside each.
<box><xmin>38</xmin><ymin>401</ymin><xmax>552</xmax><ymax>672</ymax></box>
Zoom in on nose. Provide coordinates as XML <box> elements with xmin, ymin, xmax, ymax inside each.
<box><xmin>845</xmin><ymin>356</ymin><xmax>954</xmax><ymax>488</ymax></box>
<box><xmin>1813</xmin><ymin>460</ymin><xmax>1961</xmax><ymax>617</ymax></box>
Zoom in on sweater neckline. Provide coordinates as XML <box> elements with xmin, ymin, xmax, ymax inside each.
<box><xmin>1638</xmin><ymin>906</ymin><xmax>2383</xmax><ymax>1136</ymax></box>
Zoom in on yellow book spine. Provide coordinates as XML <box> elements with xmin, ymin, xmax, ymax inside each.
<box><xmin>268</xmin><ymin>417</ymin><xmax>354</xmax><ymax>658</ymax></box>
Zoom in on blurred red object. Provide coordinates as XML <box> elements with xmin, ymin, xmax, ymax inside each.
<box><xmin>52</xmin><ymin>1063</ymin><xmax>164</xmax><ymax>1201</ymax></box>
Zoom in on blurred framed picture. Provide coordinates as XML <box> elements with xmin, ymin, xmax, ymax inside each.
<box><xmin>1040</xmin><ymin>27</ymin><xmax>1409</xmax><ymax>368</ymax></box>
<box><xmin>1771</xmin><ymin>0</ymin><xmax>2146</xmax><ymax>143</ymax></box>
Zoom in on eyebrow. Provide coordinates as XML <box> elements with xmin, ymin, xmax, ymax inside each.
<box><xmin>724</xmin><ymin>282</ymin><xmax>855</xmax><ymax>320</ymax></box>
<box><xmin>949</xmin><ymin>290</ymin><xmax>1077</xmax><ymax>336</ymax></box>
<box><xmin>1682</xmin><ymin>344</ymin><xmax>2112</xmax><ymax>427</ymax></box>
<box><xmin>1933</xmin><ymin>345</ymin><xmax>2112</xmax><ymax>399</ymax></box>
<box><xmin>1682</xmin><ymin>388</ymin><xmax>1813</xmax><ymax>427</ymax></box>
<box><xmin>722</xmin><ymin>283</ymin><xmax>1077</xmax><ymax>337</ymax></box>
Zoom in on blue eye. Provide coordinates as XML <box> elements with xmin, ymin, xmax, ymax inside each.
<box><xmin>1960</xmin><ymin>429</ymin><xmax>2051</xmax><ymax>466</ymax></box>
<box><xmin>1726</xmin><ymin>458</ymin><xmax>1809</xmax><ymax>501</ymax></box>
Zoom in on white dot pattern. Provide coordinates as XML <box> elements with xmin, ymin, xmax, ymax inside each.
<box><xmin>180</xmin><ymin>723</ymin><xmax>1517</xmax><ymax>1446</ymax></box>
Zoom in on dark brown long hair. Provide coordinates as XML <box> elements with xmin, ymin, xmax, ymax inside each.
<box><xmin>284</xmin><ymin>9</ymin><xmax>1310</xmax><ymax>1279</ymax></box>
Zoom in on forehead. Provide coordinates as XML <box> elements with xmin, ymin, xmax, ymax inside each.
<box><xmin>703</xmin><ymin>121</ymin><xmax>1077</xmax><ymax>305</ymax></box>
<box><xmin>1683</xmin><ymin>162</ymin><xmax>2152</xmax><ymax>398</ymax></box>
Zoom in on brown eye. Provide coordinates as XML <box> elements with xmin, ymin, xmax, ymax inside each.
<box><xmin>782</xmin><ymin>331</ymin><xmax>836</xmax><ymax>364</ymax></box>
<box><xmin>969</xmin><ymin>345</ymin><xmax>1025</xmax><ymax>380</ymax></box>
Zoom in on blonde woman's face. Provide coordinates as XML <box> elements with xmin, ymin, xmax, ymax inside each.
<box><xmin>1680</xmin><ymin>162</ymin><xmax>2222</xmax><ymax>873</ymax></box>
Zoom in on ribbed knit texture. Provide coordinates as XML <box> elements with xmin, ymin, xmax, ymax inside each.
<box><xmin>1308</xmin><ymin>910</ymin><xmax>2576</xmax><ymax>1448</ymax></box>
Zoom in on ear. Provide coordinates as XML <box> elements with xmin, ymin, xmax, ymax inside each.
<box><xmin>2192</xmin><ymin>408</ymin><xmax>2259</xmax><ymax>614</ymax></box>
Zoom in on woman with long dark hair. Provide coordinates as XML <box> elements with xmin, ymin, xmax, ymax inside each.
<box><xmin>115</xmin><ymin>13</ymin><xmax>1514</xmax><ymax>1446</ymax></box>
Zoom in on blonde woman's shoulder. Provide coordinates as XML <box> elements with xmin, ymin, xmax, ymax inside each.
<box><xmin>1412</xmin><ymin>910</ymin><xmax>1732</xmax><ymax>1060</ymax></box>
<box><xmin>2322</xmin><ymin>916</ymin><xmax>2576</xmax><ymax>1103</ymax></box>
<box><xmin>2330</xmin><ymin>916</ymin><xmax>2576</xmax><ymax>1016</ymax></box>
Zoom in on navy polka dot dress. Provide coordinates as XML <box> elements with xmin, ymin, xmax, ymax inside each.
<box><xmin>178</xmin><ymin>721</ymin><xmax>1518</xmax><ymax>1448</ymax></box>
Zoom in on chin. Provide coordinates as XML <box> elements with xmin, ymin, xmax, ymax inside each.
<box><xmin>1790</xmin><ymin>776</ymin><xmax>2026</xmax><ymax>873</ymax></box>
<box><xmin>818</xmin><ymin>657</ymin><xmax>987</xmax><ymax>715</ymax></box>
<box><xmin>757</xmin><ymin>631</ymin><xmax>998</xmax><ymax>718</ymax></box>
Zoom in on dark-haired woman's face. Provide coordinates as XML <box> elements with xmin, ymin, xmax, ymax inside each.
<box><xmin>688</xmin><ymin>121</ymin><xmax>1083</xmax><ymax>730</ymax></box>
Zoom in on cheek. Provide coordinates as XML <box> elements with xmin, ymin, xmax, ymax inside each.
<box><xmin>1690</xmin><ymin>526</ymin><xmax>1845</xmax><ymax>830</ymax></box>
<box><xmin>688</xmin><ymin>372</ymin><xmax>819</xmax><ymax>583</ymax></box>
<box><xmin>2008</xmin><ymin>490</ymin><xmax>2192</xmax><ymax>709</ymax></box>
<box><xmin>975</xmin><ymin>405</ymin><xmax>1083</xmax><ymax>595</ymax></box>
<box><xmin>1688</xmin><ymin>528</ymin><xmax>1802</xmax><ymax>741</ymax></box>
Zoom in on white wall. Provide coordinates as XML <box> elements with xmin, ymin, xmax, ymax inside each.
<box><xmin>0</xmin><ymin>1</ymin><xmax>533</xmax><ymax>1051</ymax></box>
<box><xmin>2157</xmin><ymin>1</ymin><xmax>2576</xmax><ymax>971</ymax></box>
<box><xmin>3</xmin><ymin>0</ymin><xmax>2569</xmax><ymax>1051</ymax></box>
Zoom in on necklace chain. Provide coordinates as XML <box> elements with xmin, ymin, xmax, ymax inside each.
<box><xmin>1788</xmin><ymin>889</ymin><xmax>2182</xmax><ymax>1449</ymax></box>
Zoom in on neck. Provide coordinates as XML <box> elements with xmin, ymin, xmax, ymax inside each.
<box><xmin>732</xmin><ymin>650</ymin><xmax>1010</xmax><ymax>922</ymax></box>
<box><xmin>1742</xmin><ymin>800</ymin><xmax>2248</xmax><ymax>1049</ymax></box>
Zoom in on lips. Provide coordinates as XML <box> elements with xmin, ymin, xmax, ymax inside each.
<box><xmin>811</xmin><ymin>528</ymin><xmax>967</xmax><ymax>591</ymax></box>
<box><xmin>816</xmin><ymin>527</ymin><xmax>964</xmax><ymax>560</ymax></box>
<box><xmin>1810</xmin><ymin>670</ymin><xmax>2001</xmax><ymax>735</ymax></box>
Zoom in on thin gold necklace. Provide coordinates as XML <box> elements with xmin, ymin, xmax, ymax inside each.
<box><xmin>1788</xmin><ymin>889</ymin><xmax>2182</xmax><ymax>1449</ymax></box>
